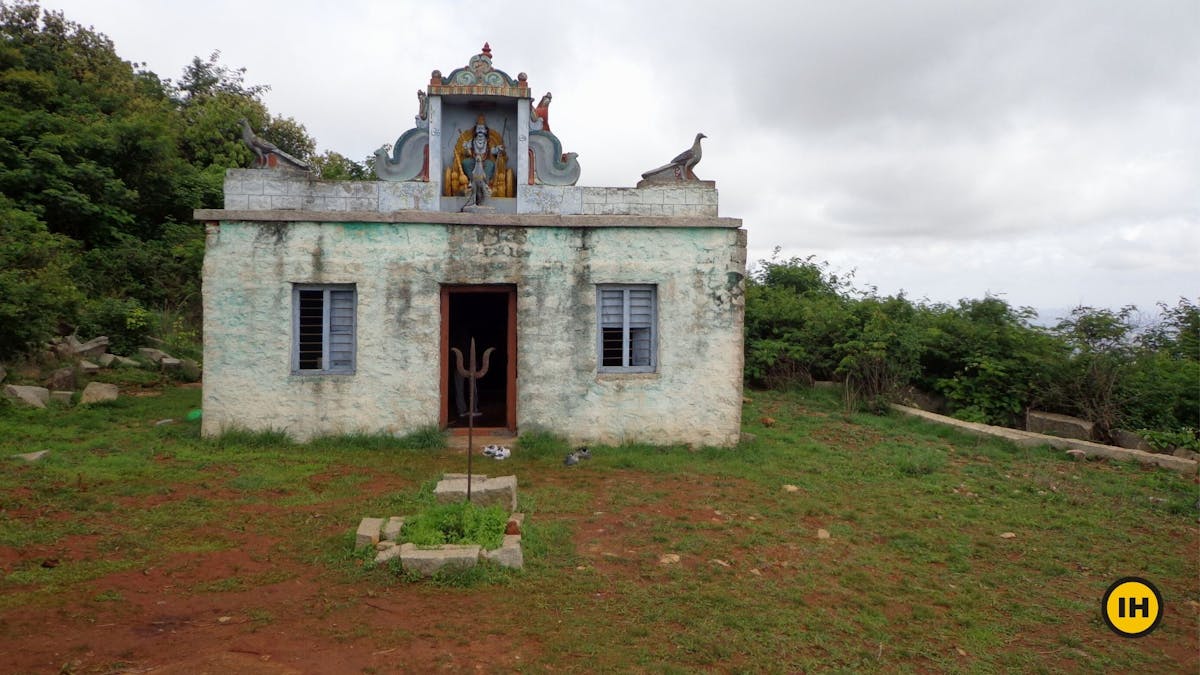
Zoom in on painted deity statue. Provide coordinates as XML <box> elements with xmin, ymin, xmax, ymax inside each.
<box><xmin>445</xmin><ymin>115</ymin><xmax>514</xmax><ymax>200</ymax></box>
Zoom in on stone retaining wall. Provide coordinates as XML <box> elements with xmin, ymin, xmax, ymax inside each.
<box><xmin>891</xmin><ymin>404</ymin><xmax>1198</xmax><ymax>473</ymax></box>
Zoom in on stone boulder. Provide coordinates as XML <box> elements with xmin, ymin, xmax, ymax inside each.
<box><xmin>44</xmin><ymin>367</ymin><xmax>75</xmax><ymax>391</ymax></box>
<box><xmin>74</xmin><ymin>336</ymin><xmax>110</xmax><ymax>358</ymax></box>
<box><xmin>80</xmin><ymin>382</ymin><xmax>119</xmax><ymax>405</ymax></box>
<box><xmin>138</xmin><ymin>347</ymin><xmax>171</xmax><ymax>364</ymax></box>
<box><xmin>355</xmin><ymin>517</ymin><xmax>384</xmax><ymax>548</ymax></box>
<box><xmin>482</xmin><ymin>534</ymin><xmax>524</xmax><ymax>569</ymax></box>
<box><xmin>179</xmin><ymin>358</ymin><xmax>202</xmax><ymax>381</ymax></box>
<box><xmin>1026</xmin><ymin>411</ymin><xmax>1094</xmax><ymax>441</ymax></box>
<box><xmin>1112</xmin><ymin>429</ymin><xmax>1152</xmax><ymax>452</ymax></box>
<box><xmin>79</xmin><ymin>360</ymin><xmax>100</xmax><ymax>375</ymax></box>
<box><xmin>3</xmin><ymin>384</ymin><xmax>50</xmax><ymax>408</ymax></box>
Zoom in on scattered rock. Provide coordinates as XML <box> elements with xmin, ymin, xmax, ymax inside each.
<box><xmin>355</xmin><ymin>517</ymin><xmax>384</xmax><ymax>548</ymax></box>
<box><xmin>73</xmin><ymin>336</ymin><xmax>110</xmax><ymax>358</ymax></box>
<box><xmin>1173</xmin><ymin>448</ymin><xmax>1200</xmax><ymax>462</ymax></box>
<box><xmin>748</xmin><ymin>568</ymin><xmax>762</xmax><ymax>576</ymax></box>
<box><xmin>482</xmin><ymin>536</ymin><xmax>523</xmax><ymax>569</ymax></box>
<box><xmin>1026</xmin><ymin>410</ymin><xmax>1094</xmax><ymax>441</ymax></box>
<box><xmin>12</xmin><ymin>450</ymin><xmax>49</xmax><ymax>462</ymax></box>
<box><xmin>179</xmin><ymin>358</ymin><xmax>202</xmax><ymax>381</ymax></box>
<box><xmin>217</xmin><ymin>616</ymin><xmax>232</xmax><ymax>624</ymax></box>
<box><xmin>382</xmin><ymin>516</ymin><xmax>404</xmax><ymax>542</ymax></box>
<box><xmin>374</xmin><ymin>544</ymin><xmax>402</xmax><ymax>565</ymax></box>
<box><xmin>111</xmin><ymin>355</ymin><xmax>139</xmax><ymax>368</ymax></box>
<box><xmin>659</xmin><ymin>553</ymin><xmax>681</xmax><ymax>565</ymax></box>
<box><xmin>44</xmin><ymin>367</ymin><xmax>75</xmax><ymax>391</ymax></box>
<box><xmin>154</xmin><ymin>418</ymin><xmax>174</xmax><ymax>426</ymax></box>
<box><xmin>138</xmin><ymin>347</ymin><xmax>171</xmax><ymax>364</ymax></box>
<box><xmin>80</xmin><ymin>382</ymin><xmax>118</xmax><ymax>405</ymax></box>
<box><xmin>79</xmin><ymin>359</ymin><xmax>101</xmax><ymax>375</ymax></box>
<box><xmin>1065</xmin><ymin>449</ymin><xmax>1087</xmax><ymax>461</ymax></box>
<box><xmin>782</xmin><ymin>484</ymin><xmax>800</xmax><ymax>493</ymax></box>
<box><xmin>160</xmin><ymin>357</ymin><xmax>182</xmax><ymax>370</ymax></box>
<box><xmin>1112</xmin><ymin>429</ymin><xmax>1152</xmax><ymax>452</ymax></box>
<box><xmin>3</xmin><ymin>384</ymin><xmax>50</xmax><ymax>408</ymax></box>
<box><xmin>96</xmin><ymin>353</ymin><xmax>116</xmax><ymax>367</ymax></box>
<box><xmin>999</xmin><ymin>532</ymin><xmax>1017</xmax><ymax>539</ymax></box>
<box><xmin>817</xmin><ymin>529</ymin><xmax>831</xmax><ymax>540</ymax></box>
<box><xmin>710</xmin><ymin>559</ymin><xmax>731</xmax><ymax>567</ymax></box>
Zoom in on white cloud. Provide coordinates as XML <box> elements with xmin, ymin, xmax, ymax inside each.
<box><xmin>39</xmin><ymin>0</ymin><xmax>1200</xmax><ymax>311</ymax></box>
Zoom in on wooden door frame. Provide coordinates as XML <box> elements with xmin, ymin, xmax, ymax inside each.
<box><xmin>439</xmin><ymin>284</ymin><xmax>517</xmax><ymax>432</ymax></box>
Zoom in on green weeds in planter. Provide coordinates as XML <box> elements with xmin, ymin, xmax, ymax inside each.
<box><xmin>401</xmin><ymin>501</ymin><xmax>507</xmax><ymax>550</ymax></box>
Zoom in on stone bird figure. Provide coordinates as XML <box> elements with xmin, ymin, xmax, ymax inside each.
<box><xmin>239</xmin><ymin>118</ymin><xmax>310</xmax><ymax>171</ymax></box>
<box><xmin>641</xmin><ymin>132</ymin><xmax>706</xmax><ymax>180</ymax></box>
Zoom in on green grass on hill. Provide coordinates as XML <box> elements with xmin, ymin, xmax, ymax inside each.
<box><xmin>0</xmin><ymin>385</ymin><xmax>1195</xmax><ymax>672</ymax></box>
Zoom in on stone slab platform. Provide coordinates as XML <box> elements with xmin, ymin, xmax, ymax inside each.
<box><xmin>434</xmin><ymin>474</ymin><xmax>517</xmax><ymax>511</ymax></box>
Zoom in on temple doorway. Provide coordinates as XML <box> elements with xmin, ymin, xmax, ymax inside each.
<box><xmin>440</xmin><ymin>285</ymin><xmax>516</xmax><ymax>432</ymax></box>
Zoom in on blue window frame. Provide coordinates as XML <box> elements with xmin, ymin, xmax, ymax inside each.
<box><xmin>597</xmin><ymin>285</ymin><xmax>657</xmax><ymax>373</ymax></box>
<box><xmin>292</xmin><ymin>284</ymin><xmax>356</xmax><ymax>374</ymax></box>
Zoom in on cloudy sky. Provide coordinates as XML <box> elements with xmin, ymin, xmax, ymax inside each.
<box><xmin>41</xmin><ymin>0</ymin><xmax>1199</xmax><ymax>319</ymax></box>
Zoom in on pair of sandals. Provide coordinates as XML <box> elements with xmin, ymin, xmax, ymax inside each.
<box><xmin>563</xmin><ymin>447</ymin><xmax>591</xmax><ymax>466</ymax></box>
<box><xmin>481</xmin><ymin>444</ymin><xmax>511</xmax><ymax>460</ymax></box>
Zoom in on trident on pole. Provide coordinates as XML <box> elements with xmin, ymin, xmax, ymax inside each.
<box><xmin>450</xmin><ymin>338</ymin><xmax>494</xmax><ymax>502</ymax></box>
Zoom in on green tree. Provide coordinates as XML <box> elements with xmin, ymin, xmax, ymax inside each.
<box><xmin>311</xmin><ymin>150</ymin><xmax>374</xmax><ymax>180</ymax></box>
<box><xmin>0</xmin><ymin>1</ymin><xmax>200</xmax><ymax>246</ymax></box>
<box><xmin>0</xmin><ymin>197</ymin><xmax>80</xmax><ymax>358</ymax></box>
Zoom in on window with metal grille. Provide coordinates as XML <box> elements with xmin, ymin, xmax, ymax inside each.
<box><xmin>292</xmin><ymin>285</ymin><xmax>355</xmax><ymax>374</ymax></box>
<box><xmin>597</xmin><ymin>285</ymin><xmax>656</xmax><ymax>373</ymax></box>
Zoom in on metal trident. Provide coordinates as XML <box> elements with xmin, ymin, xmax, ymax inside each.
<box><xmin>450</xmin><ymin>338</ymin><xmax>494</xmax><ymax>501</ymax></box>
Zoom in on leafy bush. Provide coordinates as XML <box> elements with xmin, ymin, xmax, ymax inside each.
<box><xmin>0</xmin><ymin>198</ymin><xmax>81</xmax><ymax>360</ymax></box>
<box><xmin>917</xmin><ymin>297</ymin><xmax>1061</xmax><ymax>427</ymax></box>
<box><xmin>1137</xmin><ymin>428</ymin><xmax>1200</xmax><ymax>453</ymax></box>
<box><xmin>745</xmin><ymin>253</ymin><xmax>861</xmax><ymax>387</ymax></box>
<box><xmin>836</xmin><ymin>296</ymin><xmax>921</xmax><ymax>413</ymax></box>
<box><xmin>76</xmin><ymin>296</ymin><xmax>151</xmax><ymax>356</ymax></box>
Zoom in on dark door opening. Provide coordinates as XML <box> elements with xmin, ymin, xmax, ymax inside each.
<box><xmin>441</xmin><ymin>286</ymin><xmax>516</xmax><ymax>431</ymax></box>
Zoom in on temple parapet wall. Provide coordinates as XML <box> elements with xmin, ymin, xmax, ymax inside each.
<box><xmin>222</xmin><ymin>170</ymin><xmax>718</xmax><ymax>218</ymax></box>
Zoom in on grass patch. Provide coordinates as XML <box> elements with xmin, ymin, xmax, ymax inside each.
<box><xmin>0</xmin><ymin>384</ymin><xmax>1195</xmax><ymax>672</ymax></box>
<box><xmin>516</xmin><ymin>429</ymin><xmax>570</xmax><ymax>458</ymax></box>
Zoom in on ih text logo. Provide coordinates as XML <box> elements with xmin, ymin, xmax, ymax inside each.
<box><xmin>1101</xmin><ymin>577</ymin><xmax>1163</xmax><ymax>638</ymax></box>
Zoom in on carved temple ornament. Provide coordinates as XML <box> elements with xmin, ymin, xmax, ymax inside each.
<box><xmin>639</xmin><ymin>132</ymin><xmax>707</xmax><ymax>185</ymax></box>
<box><xmin>374</xmin><ymin>43</ymin><xmax>581</xmax><ymax>193</ymax></box>
<box><xmin>427</xmin><ymin>42</ymin><xmax>530</xmax><ymax>98</ymax></box>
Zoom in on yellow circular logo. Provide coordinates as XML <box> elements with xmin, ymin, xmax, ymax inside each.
<box><xmin>1101</xmin><ymin>577</ymin><xmax>1163</xmax><ymax>638</ymax></box>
